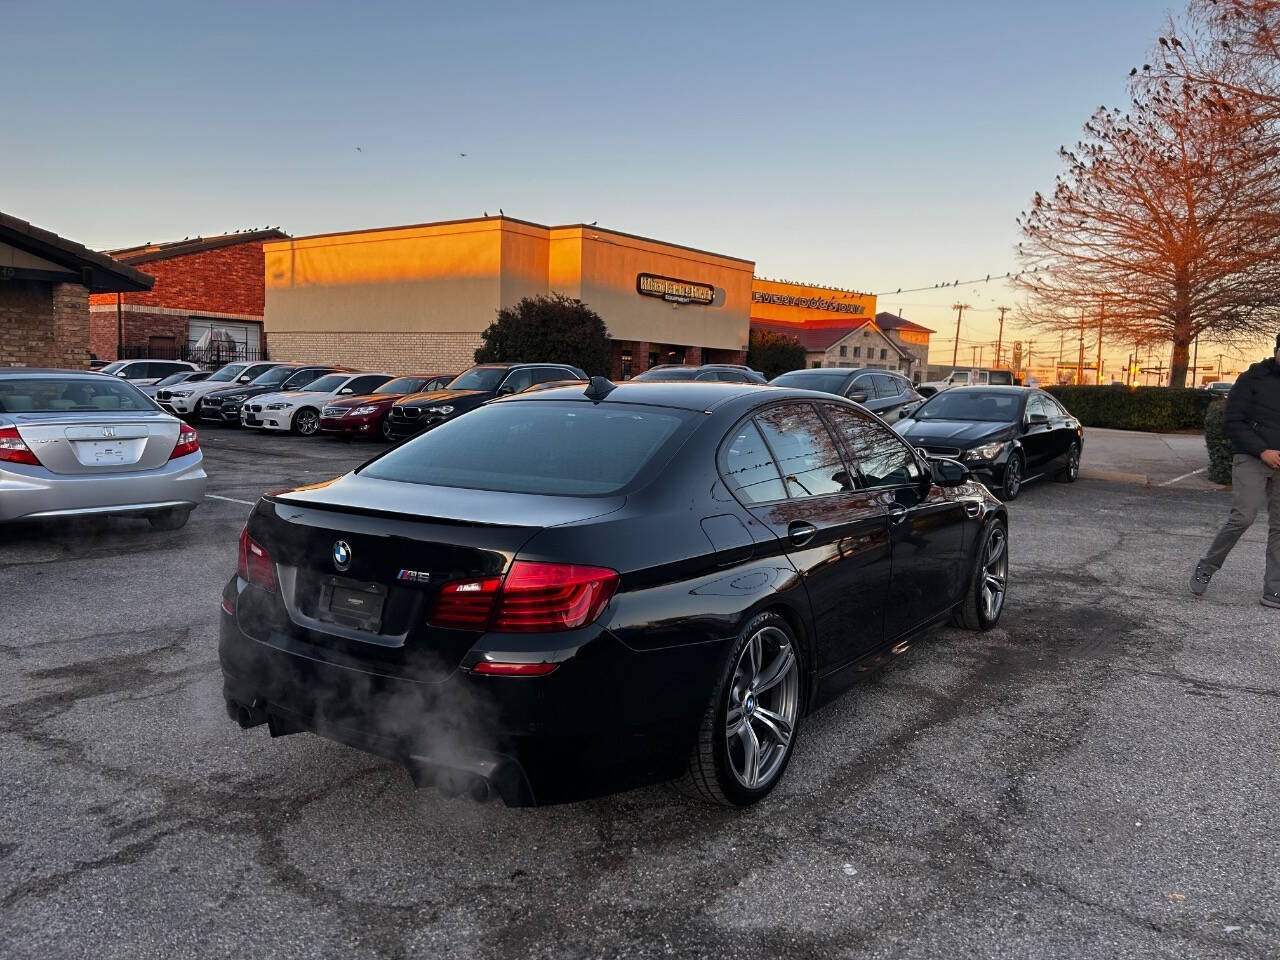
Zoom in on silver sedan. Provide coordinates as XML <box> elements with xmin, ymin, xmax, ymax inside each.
<box><xmin>0</xmin><ymin>370</ymin><xmax>207</xmax><ymax>529</ymax></box>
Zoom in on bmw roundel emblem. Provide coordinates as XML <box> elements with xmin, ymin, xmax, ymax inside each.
<box><xmin>332</xmin><ymin>540</ymin><xmax>352</xmax><ymax>572</ymax></box>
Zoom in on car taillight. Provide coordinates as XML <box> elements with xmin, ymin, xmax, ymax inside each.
<box><xmin>428</xmin><ymin>562</ymin><xmax>619</xmax><ymax>633</ymax></box>
<box><xmin>0</xmin><ymin>426</ymin><xmax>40</xmax><ymax>466</ymax></box>
<box><xmin>429</xmin><ymin>576</ymin><xmax>502</xmax><ymax>629</ymax></box>
<box><xmin>169</xmin><ymin>424</ymin><xmax>200</xmax><ymax>460</ymax></box>
<box><xmin>472</xmin><ymin>660</ymin><xmax>559</xmax><ymax>677</ymax></box>
<box><xmin>493</xmin><ymin>562</ymin><xmax>619</xmax><ymax>632</ymax></box>
<box><xmin>237</xmin><ymin>527</ymin><xmax>277</xmax><ymax>588</ymax></box>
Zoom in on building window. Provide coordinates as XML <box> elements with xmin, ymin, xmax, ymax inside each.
<box><xmin>880</xmin><ymin>349</ymin><xmax>888</xmax><ymax>360</ymax></box>
<box><xmin>839</xmin><ymin>345</ymin><xmax>847</xmax><ymax>357</ymax></box>
<box><xmin>811</xmin><ymin>361</ymin><xmax>822</xmax><ymax>368</ymax></box>
<box><xmin>621</xmin><ymin>349</ymin><xmax>633</xmax><ymax>380</ymax></box>
<box><xmin>853</xmin><ymin>346</ymin><xmax>861</xmax><ymax>358</ymax></box>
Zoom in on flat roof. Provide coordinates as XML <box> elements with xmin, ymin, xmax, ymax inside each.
<box><xmin>268</xmin><ymin>215</ymin><xmax>755</xmax><ymax>267</ymax></box>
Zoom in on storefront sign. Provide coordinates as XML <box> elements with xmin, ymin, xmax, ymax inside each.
<box><xmin>637</xmin><ymin>273</ymin><xmax>715</xmax><ymax>305</ymax></box>
<box><xmin>752</xmin><ymin>290</ymin><xmax>866</xmax><ymax>315</ymax></box>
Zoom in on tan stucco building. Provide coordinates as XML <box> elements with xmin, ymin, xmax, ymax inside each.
<box><xmin>263</xmin><ymin>217</ymin><xmax>756</xmax><ymax>378</ymax></box>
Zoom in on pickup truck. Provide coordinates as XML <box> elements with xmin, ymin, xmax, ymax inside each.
<box><xmin>918</xmin><ymin>368</ymin><xmax>1015</xmax><ymax>397</ymax></box>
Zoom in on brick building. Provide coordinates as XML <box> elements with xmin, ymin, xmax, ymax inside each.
<box><xmin>874</xmin><ymin>311</ymin><xmax>935</xmax><ymax>380</ymax></box>
<box><xmin>1</xmin><ymin>211</ymin><xmax>152</xmax><ymax>369</ymax></box>
<box><xmin>751</xmin><ymin>317</ymin><xmax>916</xmax><ymax>375</ymax></box>
<box><xmin>88</xmin><ymin>229</ymin><xmax>285</xmax><ymax>363</ymax></box>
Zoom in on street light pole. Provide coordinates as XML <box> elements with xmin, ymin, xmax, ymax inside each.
<box><xmin>996</xmin><ymin>306</ymin><xmax>1008</xmax><ymax>369</ymax></box>
<box><xmin>950</xmin><ymin>303</ymin><xmax>970</xmax><ymax>369</ymax></box>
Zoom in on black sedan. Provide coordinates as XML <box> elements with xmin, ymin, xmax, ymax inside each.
<box><xmin>771</xmin><ymin>368</ymin><xmax>924</xmax><ymax>422</ymax></box>
<box><xmin>894</xmin><ymin>386</ymin><xmax>1083</xmax><ymax>501</ymax></box>
<box><xmin>220</xmin><ymin>380</ymin><xmax>1008</xmax><ymax>806</ymax></box>
<box><xmin>385</xmin><ymin>362</ymin><xmax>587</xmax><ymax>440</ymax></box>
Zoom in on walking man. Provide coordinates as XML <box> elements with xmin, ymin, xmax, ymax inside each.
<box><xmin>1191</xmin><ymin>333</ymin><xmax>1280</xmax><ymax>607</ymax></box>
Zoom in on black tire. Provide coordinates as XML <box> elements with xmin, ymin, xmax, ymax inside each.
<box><xmin>148</xmin><ymin>508</ymin><xmax>191</xmax><ymax>531</ymax></box>
<box><xmin>1000</xmin><ymin>452</ymin><xmax>1024</xmax><ymax>502</ymax></box>
<box><xmin>952</xmin><ymin>517</ymin><xmax>1008</xmax><ymax>631</ymax></box>
<box><xmin>1055</xmin><ymin>442</ymin><xmax>1081</xmax><ymax>483</ymax></box>
<box><xmin>379</xmin><ymin>415</ymin><xmax>394</xmax><ymax>442</ymax></box>
<box><xmin>292</xmin><ymin>407</ymin><xmax>321</xmax><ymax>436</ymax></box>
<box><xmin>680</xmin><ymin>611</ymin><xmax>803</xmax><ymax>807</ymax></box>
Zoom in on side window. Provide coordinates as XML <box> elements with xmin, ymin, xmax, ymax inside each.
<box><xmin>531</xmin><ymin>367</ymin><xmax>567</xmax><ymax>385</ymax></box>
<box><xmin>500</xmin><ymin>369</ymin><xmax>536</xmax><ymax>394</ymax></box>
<box><xmin>716</xmin><ymin>370</ymin><xmax>748</xmax><ymax>382</ymax></box>
<box><xmin>825</xmin><ymin>404</ymin><xmax>921</xmax><ymax>488</ymax></box>
<box><xmin>754</xmin><ymin>403</ymin><xmax>855</xmax><ymax>498</ymax></box>
<box><xmin>346</xmin><ymin>375</ymin><xmax>388</xmax><ymax>394</ymax></box>
<box><xmin>720</xmin><ymin>420</ymin><xmax>786</xmax><ymax>504</ymax></box>
<box><xmin>872</xmin><ymin>374</ymin><xmax>899</xmax><ymax>399</ymax></box>
<box><xmin>695</xmin><ymin>371</ymin><xmax>719</xmax><ymax>381</ymax></box>
<box><xmin>848</xmin><ymin>375</ymin><xmax>873</xmax><ymax>400</ymax></box>
<box><xmin>1042</xmin><ymin>394</ymin><xmax>1068</xmax><ymax>417</ymax></box>
<box><xmin>1027</xmin><ymin>395</ymin><xmax>1049</xmax><ymax>420</ymax></box>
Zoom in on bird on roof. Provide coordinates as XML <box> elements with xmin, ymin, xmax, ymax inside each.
<box><xmin>589</xmin><ymin>220</ymin><xmax>597</xmax><ymax>226</ymax></box>
<box><xmin>1129</xmin><ymin>67</ymin><xmax>1138</xmax><ymax>76</ymax></box>
<box><xmin>460</xmin><ymin>153</ymin><xmax>467</xmax><ymax>157</ymax></box>
<box><xmin>499</xmin><ymin>208</ymin><xmax>504</xmax><ymax>216</ymax></box>
<box><xmin>356</xmin><ymin>146</ymin><xmax>362</xmax><ymax>152</ymax></box>
<box><xmin>484</xmin><ymin>210</ymin><xmax>489</xmax><ymax>217</ymax></box>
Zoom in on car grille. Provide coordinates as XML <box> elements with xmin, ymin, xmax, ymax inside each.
<box><xmin>322</xmin><ymin>406</ymin><xmax>345</xmax><ymax>418</ymax></box>
<box><xmin>249</xmin><ymin>404</ymin><xmax>263</xmax><ymax>413</ymax></box>
<box><xmin>156</xmin><ymin>390</ymin><xmax>171</xmax><ymax>401</ymax></box>
<box><xmin>922</xmin><ymin>446</ymin><xmax>962</xmax><ymax>459</ymax></box>
<box><xmin>391</xmin><ymin>406</ymin><xmax>421</xmax><ymax>420</ymax></box>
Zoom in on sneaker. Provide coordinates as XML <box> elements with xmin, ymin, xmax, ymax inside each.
<box><xmin>1263</xmin><ymin>592</ymin><xmax>1280</xmax><ymax>609</ymax></box>
<box><xmin>1190</xmin><ymin>561</ymin><xmax>1214</xmax><ymax>597</ymax></box>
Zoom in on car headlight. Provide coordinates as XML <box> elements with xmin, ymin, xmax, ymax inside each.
<box><xmin>170</xmin><ymin>389</ymin><xmax>193</xmax><ymax>398</ymax></box>
<box><xmin>350</xmin><ymin>405</ymin><xmax>380</xmax><ymax>416</ymax></box>
<box><xmin>266</xmin><ymin>402</ymin><xmax>289</xmax><ymax>411</ymax></box>
<box><xmin>426</xmin><ymin>405</ymin><xmax>454</xmax><ymax>415</ymax></box>
<box><xmin>966</xmin><ymin>442</ymin><xmax>1007</xmax><ymax>461</ymax></box>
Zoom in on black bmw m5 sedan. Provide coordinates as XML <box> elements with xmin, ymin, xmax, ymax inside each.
<box><xmin>220</xmin><ymin>379</ymin><xmax>1008</xmax><ymax>806</ymax></box>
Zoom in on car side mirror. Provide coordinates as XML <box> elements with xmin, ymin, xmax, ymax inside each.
<box><xmin>116</xmin><ymin>371</ymin><xmax>129</xmax><ymax>378</ymax></box>
<box><xmin>849</xmin><ymin>390</ymin><xmax>869</xmax><ymax>403</ymax></box>
<box><xmin>340</xmin><ymin>388</ymin><xmax>353</xmax><ymax>394</ymax></box>
<box><xmin>931</xmin><ymin>458</ymin><xmax>970</xmax><ymax>487</ymax></box>
<box><xmin>1028</xmin><ymin>412</ymin><xmax>1049</xmax><ymax>425</ymax></box>
<box><xmin>238</xmin><ymin>376</ymin><xmax>252</xmax><ymax>382</ymax></box>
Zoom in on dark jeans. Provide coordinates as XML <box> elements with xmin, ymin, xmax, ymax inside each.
<box><xmin>1201</xmin><ymin>454</ymin><xmax>1280</xmax><ymax>595</ymax></box>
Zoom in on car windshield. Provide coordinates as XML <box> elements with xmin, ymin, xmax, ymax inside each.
<box><xmin>634</xmin><ymin>367</ymin><xmax>704</xmax><ymax>381</ymax></box>
<box><xmin>0</xmin><ymin>377</ymin><xmax>155</xmax><ymax>413</ymax></box>
<box><xmin>362</xmin><ymin>401</ymin><xmax>693</xmax><ymax>495</ymax></box>
<box><xmin>914</xmin><ymin>390</ymin><xmax>1022</xmax><ymax>423</ymax></box>
<box><xmin>207</xmin><ymin>363</ymin><xmax>247</xmax><ymax>383</ymax></box>
<box><xmin>302</xmin><ymin>374</ymin><xmax>348</xmax><ymax>393</ymax></box>
<box><xmin>249</xmin><ymin>366</ymin><xmax>295</xmax><ymax>387</ymax></box>
<box><xmin>770</xmin><ymin>371</ymin><xmax>850</xmax><ymax>391</ymax></box>
<box><xmin>447</xmin><ymin>368</ymin><xmax>507</xmax><ymax>391</ymax></box>
<box><xmin>100</xmin><ymin>361</ymin><xmax>128</xmax><ymax>375</ymax></box>
<box><xmin>376</xmin><ymin>377</ymin><xmax>424</xmax><ymax>394</ymax></box>
<box><xmin>155</xmin><ymin>372</ymin><xmax>195</xmax><ymax>386</ymax></box>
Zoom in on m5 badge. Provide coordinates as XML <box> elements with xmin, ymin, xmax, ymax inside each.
<box><xmin>397</xmin><ymin>569</ymin><xmax>432</xmax><ymax>584</ymax></box>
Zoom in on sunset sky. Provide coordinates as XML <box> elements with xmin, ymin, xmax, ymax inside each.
<box><xmin>5</xmin><ymin>0</ymin><xmax>1266</xmax><ymax>373</ymax></box>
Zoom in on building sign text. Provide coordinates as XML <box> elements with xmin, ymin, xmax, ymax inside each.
<box><xmin>637</xmin><ymin>273</ymin><xmax>715</xmax><ymax>305</ymax></box>
<box><xmin>752</xmin><ymin>290</ymin><xmax>866</xmax><ymax>315</ymax></box>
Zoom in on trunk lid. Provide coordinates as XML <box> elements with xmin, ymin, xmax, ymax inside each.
<box><xmin>242</xmin><ymin>474</ymin><xmax>624</xmax><ymax>681</ymax></box>
<box><xmin>12</xmin><ymin>412</ymin><xmax>181</xmax><ymax>475</ymax></box>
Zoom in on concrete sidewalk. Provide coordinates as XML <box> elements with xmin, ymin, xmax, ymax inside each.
<box><xmin>1080</xmin><ymin>427</ymin><xmax>1221</xmax><ymax>489</ymax></box>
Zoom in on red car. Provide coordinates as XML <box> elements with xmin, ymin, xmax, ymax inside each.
<box><xmin>319</xmin><ymin>374</ymin><xmax>455</xmax><ymax>440</ymax></box>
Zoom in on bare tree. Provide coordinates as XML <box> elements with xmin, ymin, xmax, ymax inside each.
<box><xmin>1014</xmin><ymin>16</ymin><xmax>1280</xmax><ymax>386</ymax></box>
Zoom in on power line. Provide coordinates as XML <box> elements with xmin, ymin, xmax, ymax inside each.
<box><xmin>875</xmin><ymin>270</ymin><xmax>1025</xmax><ymax>297</ymax></box>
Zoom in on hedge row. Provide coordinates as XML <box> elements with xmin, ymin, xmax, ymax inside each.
<box><xmin>1044</xmin><ymin>385</ymin><xmax>1213</xmax><ymax>432</ymax></box>
<box><xmin>1203</xmin><ymin>400</ymin><xmax>1234</xmax><ymax>485</ymax></box>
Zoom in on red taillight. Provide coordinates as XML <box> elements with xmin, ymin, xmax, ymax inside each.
<box><xmin>237</xmin><ymin>527</ymin><xmax>276</xmax><ymax>588</ymax></box>
<box><xmin>472</xmin><ymin>660</ymin><xmax>560</xmax><ymax>677</ymax></box>
<box><xmin>493</xmin><ymin>561</ymin><xmax>619</xmax><ymax>632</ymax></box>
<box><xmin>427</xmin><ymin>561</ymin><xmax>618</xmax><ymax>633</ymax></box>
<box><xmin>429</xmin><ymin>576</ymin><xmax>502</xmax><ymax>629</ymax></box>
<box><xmin>0</xmin><ymin>426</ymin><xmax>40</xmax><ymax>466</ymax></box>
<box><xmin>169</xmin><ymin>424</ymin><xmax>200</xmax><ymax>460</ymax></box>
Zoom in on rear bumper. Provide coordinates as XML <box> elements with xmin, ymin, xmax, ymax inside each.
<box><xmin>218</xmin><ymin>580</ymin><xmax>725</xmax><ymax>805</ymax></box>
<box><xmin>0</xmin><ymin>454</ymin><xmax>207</xmax><ymax>522</ymax></box>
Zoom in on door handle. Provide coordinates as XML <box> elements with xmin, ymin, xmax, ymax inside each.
<box><xmin>787</xmin><ymin>521</ymin><xmax>817</xmax><ymax>547</ymax></box>
<box><xmin>964</xmin><ymin>502</ymin><xmax>981</xmax><ymax>518</ymax></box>
<box><xmin>888</xmin><ymin>505</ymin><xmax>908</xmax><ymax>526</ymax></box>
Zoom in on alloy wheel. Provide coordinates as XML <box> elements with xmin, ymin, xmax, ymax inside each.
<box><xmin>380</xmin><ymin>416</ymin><xmax>394</xmax><ymax>441</ymax></box>
<box><xmin>725</xmin><ymin>626</ymin><xmax>800</xmax><ymax>790</ymax></box>
<box><xmin>296</xmin><ymin>410</ymin><xmax>319</xmax><ymax>436</ymax></box>
<box><xmin>1066</xmin><ymin>444</ymin><xmax>1080</xmax><ymax>480</ymax></box>
<box><xmin>1004</xmin><ymin>456</ymin><xmax>1022</xmax><ymax>499</ymax></box>
<box><xmin>980</xmin><ymin>525</ymin><xmax>1008</xmax><ymax>622</ymax></box>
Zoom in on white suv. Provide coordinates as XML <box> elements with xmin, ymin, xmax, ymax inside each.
<box><xmin>157</xmin><ymin>361</ymin><xmax>280</xmax><ymax>417</ymax></box>
<box><xmin>99</xmin><ymin>359</ymin><xmax>201</xmax><ymax>386</ymax></box>
<box><xmin>918</xmin><ymin>368</ymin><xmax>1015</xmax><ymax>397</ymax></box>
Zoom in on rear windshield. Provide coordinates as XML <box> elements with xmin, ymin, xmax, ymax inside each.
<box><xmin>770</xmin><ymin>371</ymin><xmax>849</xmax><ymax>391</ymax></box>
<box><xmin>633</xmin><ymin>367</ymin><xmax>699</xmax><ymax>381</ymax></box>
<box><xmin>376</xmin><ymin>377</ymin><xmax>424</xmax><ymax>394</ymax></box>
<box><xmin>361</xmin><ymin>401</ymin><xmax>693</xmax><ymax>495</ymax></box>
<box><xmin>447</xmin><ymin>368</ymin><xmax>506</xmax><ymax>391</ymax></box>
<box><xmin>249</xmin><ymin>366</ymin><xmax>295</xmax><ymax>387</ymax></box>
<box><xmin>0</xmin><ymin>377</ymin><xmax>156</xmax><ymax>413</ymax></box>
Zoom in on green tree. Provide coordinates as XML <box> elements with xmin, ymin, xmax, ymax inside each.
<box><xmin>747</xmin><ymin>328</ymin><xmax>806</xmax><ymax>380</ymax></box>
<box><xmin>474</xmin><ymin>293</ymin><xmax>611</xmax><ymax>375</ymax></box>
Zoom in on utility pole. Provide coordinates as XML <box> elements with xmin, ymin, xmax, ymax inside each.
<box><xmin>1191</xmin><ymin>335</ymin><xmax>1200</xmax><ymax>387</ymax></box>
<box><xmin>1077</xmin><ymin>309</ymin><xmax>1086</xmax><ymax>385</ymax></box>
<box><xmin>996</xmin><ymin>306</ymin><xmax>1009</xmax><ymax>369</ymax></box>
<box><xmin>1218</xmin><ymin>353</ymin><xmax>1224</xmax><ymax>379</ymax></box>
<box><xmin>950</xmin><ymin>303</ymin><xmax>970</xmax><ymax>369</ymax></box>
<box><xmin>1096</xmin><ymin>298</ymin><xmax>1105</xmax><ymax>385</ymax></box>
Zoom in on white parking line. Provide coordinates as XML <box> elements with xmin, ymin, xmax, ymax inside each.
<box><xmin>1156</xmin><ymin>467</ymin><xmax>1208</xmax><ymax>487</ymax></box>
<box><xmin>206</xmin><ymin>493</ymin><xmax>255</xmax><ymax>506</ymax></box>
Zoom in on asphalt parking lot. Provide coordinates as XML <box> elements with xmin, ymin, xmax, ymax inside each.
<box><xmin>2</xmin><ymin>425</ymin><xmax>1277</xmax><ymax>959</ymax></box>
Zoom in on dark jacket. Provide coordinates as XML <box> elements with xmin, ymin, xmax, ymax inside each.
<box><xmin>1224</xmin><ymin>357</ymin><xmax>1280</xmax><ymax>457</ymax></box>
